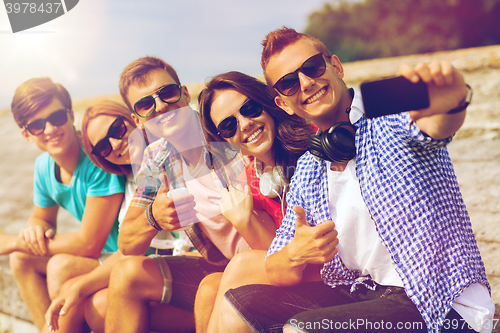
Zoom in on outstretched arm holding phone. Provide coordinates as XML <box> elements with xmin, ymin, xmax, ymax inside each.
<box><xmin>399</xmin><ymin>61</ymin><xmax>469</xmax><ymax>139</ymax></box>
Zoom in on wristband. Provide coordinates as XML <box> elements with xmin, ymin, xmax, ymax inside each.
<box><xmin>146</xmin><ymin>202</ymin><xmax>163</xmax><ymax>231</ymax></box>
<box><xmin>447</xmin><ymin>84</ymin><xmax>472</xmax><ymax>114</ymax></box>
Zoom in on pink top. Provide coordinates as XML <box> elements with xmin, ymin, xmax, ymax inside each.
<box><xmin>182</xmin><ymin>158</ymin><xmax>251</xmax><ymax>259</ymax></box>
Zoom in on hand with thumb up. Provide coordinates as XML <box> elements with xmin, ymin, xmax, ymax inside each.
<box><xmin>265</xmin><ymin>206</ymin><xmax>339</xmax><ymax>286</ymax></box>
<box><xmin>287</xmin><ymin>206</ymin><xmax>339</xmax><ymax>266</ymax></box>
<box><xmin>150</xmin><ymin>175</ymin><xmax>197</xmax><ymax>231</ymax></box>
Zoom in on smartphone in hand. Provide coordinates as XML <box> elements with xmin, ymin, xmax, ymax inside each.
<box><xmin>360</xmin><ymin>76</ymin><xmax>429</xmax><ymax>119</ymax></box>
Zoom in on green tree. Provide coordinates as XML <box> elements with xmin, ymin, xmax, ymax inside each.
<box><xmin>305</xmin><ymin>0</ymin><xmax>500</xmax><ymax>61</ymax></box>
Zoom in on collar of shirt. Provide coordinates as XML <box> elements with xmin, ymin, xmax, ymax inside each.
<box><xmin>350</xmin><ymin>87</ymin><xmax>364</xmax><ymax>125</ymax></box>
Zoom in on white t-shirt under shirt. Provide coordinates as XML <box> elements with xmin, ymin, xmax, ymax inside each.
<box><xmin>182</xmin><ymin>156</ymin><xmax>251</xmax><ymax>259</ymax></box>
<box><xmin>327</xmin><ymin>159</ymin><xmax>404</xmax><ymax>287</ymax></box>
<box><xmin>118</xmin><ymin>173</ymin><xmax>136</xmax><ymax>225</ymax></box>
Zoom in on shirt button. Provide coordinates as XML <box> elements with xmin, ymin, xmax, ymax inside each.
<box><xmin>358</xmin><ymin>278</ymin><xmax>363</xmax><ymax>283</ymax></box>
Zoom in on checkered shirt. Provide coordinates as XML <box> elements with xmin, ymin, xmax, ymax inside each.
<box><xmin>268</xmin><ymin>112</ymin><xmax>490</xmax><ymax>332</ymax></box>
<box><xmin>131</xmin><ymin>135</ymin><xmax>242</xmax><ymax>266</ymax></box>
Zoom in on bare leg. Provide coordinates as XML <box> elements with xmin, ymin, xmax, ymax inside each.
<box><xmin>212</xmin><ymin>250</ymin><xmax>270</xmax><ymax>333</ymax></box>
<box><xmin>49</xmin><ymin>275</ymin><xmax>91</xmax><ymax>333</ymax></box>
<box><xmin>218</xmin><ymin>297</ymin><xmax>254</xmax><ymax>333</ymax></box>
<box><xmin>89</xmin><ymin>287</ymin><xmax>194</xmax><ymax>333</ymax></box>
<box><xmin>105</xmin><ymin>256</ymin><xmax>166</xmax><ymax>333</ymax></box>
<box><xmin>46</xmin><ymin>253</ymin><xmax>100</xmax><ymax>299</ymax></box>
<box><xmin>194</xmin><ymin>272</ymin><xmax>223</xmax><ymax>333</ymax></box>
<box><xmin>84</xmin><ymin>288</ymin><xmax>108</xmax><ymax>333</ymax></box>
<box><xmin>9</xmin><ymin>252</ymin><xmax>50</xmax><ymax>331</ymax></box>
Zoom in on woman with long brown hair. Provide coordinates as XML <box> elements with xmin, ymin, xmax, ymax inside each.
<box><xmin>199</xmin><ymin>71</ymin><xmax>314</xmax><ymax>227</ymax></box>
<box><xmin>196</xmin><ymin>71</ymin><xmax>315</xmax><ymax>333</ymax></box>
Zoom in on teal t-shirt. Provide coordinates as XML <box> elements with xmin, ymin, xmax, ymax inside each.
<box><xmin>33</xmin><ymin>148</ymin><xmax>125</xmax><ymax>253</ymax></box>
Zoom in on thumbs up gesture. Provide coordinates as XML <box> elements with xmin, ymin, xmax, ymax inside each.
<box><xmin>151</xmin><ymin>175</ymin><xmax>197</xmax><ymax>231</ymax></box>
<box><xmin>287</xmin><ymin>206</ymin><xmax>339</xmax><ymax>266</ymax></box>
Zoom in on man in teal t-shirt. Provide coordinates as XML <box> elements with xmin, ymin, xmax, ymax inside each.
<box><xmin>33</xmin><ymin>147</ymin><xmax>122</xmax><ymax>253</ymax></box>
<box><xmin>5</xmin><ymin>77</ymin><xmax>125</xmax><ymax>331</ymax></box>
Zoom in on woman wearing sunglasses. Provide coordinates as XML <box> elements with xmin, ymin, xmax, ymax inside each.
<box><xmin>45</xmin><ymin>100</ymin><xmax>194</xmax><ymax>333</ymax></box>
<box><xmin>82</xmin><ymin>101</ymin><xmax>150</xmax><ymax>226</ymax></box>
<box><xmin>195</xmin><ymin>71</ymin><xmax>315</xmax><ymax>333</ymax></box>
<box><xmin>199</xmin><ymin>71</ymin><xmax>314</xmax><ymax>228</ymax></box>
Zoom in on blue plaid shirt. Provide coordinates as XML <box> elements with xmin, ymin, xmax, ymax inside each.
<box><xmin>268</xmin><ymin>112</ymin><xmax>490</xmax><ymax>332</ymax></box>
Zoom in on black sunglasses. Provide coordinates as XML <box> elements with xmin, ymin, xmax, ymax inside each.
<box><xmin>24</xmin><ymin>108</ymin><xmax>69</xmax><ymax>136</ymax></box>
<box><xmin>91</xmin><ymin>116</ymin><xmax>127</xmax><ymax>158</ymax></box>
<box><xmin>217</xmin><ymin>99</ymin><xmax>264</xmax><ymax>139</ymax></box>
<box><xmin>273</xmin><ymin>53</ymin><xmax>327</xmax><ymax>96</ymax></box>
<box><xmin>133</xmin><ymin>84</ymin><xmax>182</xmax><ymax>118</ymax></box>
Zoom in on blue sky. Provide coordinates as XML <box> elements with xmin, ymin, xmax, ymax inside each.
<box><xmin>0</xmin><ymin>0</ymin><xmax>337</xmax><ymax>109</ymax></box>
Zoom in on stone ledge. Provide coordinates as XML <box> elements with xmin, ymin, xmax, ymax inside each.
<box><xmin>0</xmin><ymin>254</ymin><xmax>499</xmax><ymax>331</ymax></box>
<box><xmin>0</xmin><ymin>257</ymin><xmax>32</xmax><ymax>323</ymax></box>
<box><xmin>0</xmin><ymin>312</ymin><xmax>37</xmax><ymax>333</ymax></box>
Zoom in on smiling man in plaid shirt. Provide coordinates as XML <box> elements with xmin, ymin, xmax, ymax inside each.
<box><xmin>218</xmin><ymin>27</ymin><xmax>494</xmax><ymax>333</ymax></box>
<box><xmin>101</xmin><ymin>56</ymin><xmax>254</xmax><ymax>333</ymax></box>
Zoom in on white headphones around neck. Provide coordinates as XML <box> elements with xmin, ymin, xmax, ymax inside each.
<box><xmin>254</xmin><ymin>159</ymin><xmax>288</xmax><ymax>198</ymax></box>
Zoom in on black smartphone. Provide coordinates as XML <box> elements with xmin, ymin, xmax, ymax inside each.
<box><xmin>360</xmin><ymin>76</ymin><xmax>429</xmax><ymax>119</ymax></box>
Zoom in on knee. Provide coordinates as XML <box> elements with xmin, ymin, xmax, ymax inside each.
<box><xmin>84</xmin><ymin>289</ymin><xmax>108</xmax><ymax>333</ymax></box>
<box><xmin>227</xmin><ymin>250</ymin><xmax>265</xmax><ymax>271</ymax></box>
<box><xmin>198</xmin><ymin>273</ymin><xmax>222</xmax><ymax>298</ymax></box>
<box><xmin>46</xmin><ymin>254</ymin><xmax>78</xmax><ymax>298</ymax></box>
<box><xmin>226</xmin><ymin>251</ymin><xmax>252</xmax><ymax>268</ymax></box>
<box><xmin>223</xmin><ymin>250</ymin><xmax>266</xmax><ymax>285</ymax></box>
<box><xmin>198</xmin><ymin>273</ymin><xmax>222</xmax><ymax>293</ymax></box>
<box><xmin>46</xmin><ymin>254</ymin><xmax>76</xmax><ymax>277</ymax></box>
<box><xmin>108</xmin><ymin>256</ymin><xmax>148</xmax><ymax>294</ymax></box>
<box><xmin>9</xmin><ymin>252</ymin><xmax>32</xmax><ymax>277</ymax></box>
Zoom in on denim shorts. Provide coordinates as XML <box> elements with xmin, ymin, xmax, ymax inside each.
<box><xmin>150</xmin><ymin>255</ymin><xmax>226</xmax><ymax>313</ymax></box>
<box><xmin>225</xmin><ymin>282</ymin><xmax>475</xmax><ymax>333</ymax></box>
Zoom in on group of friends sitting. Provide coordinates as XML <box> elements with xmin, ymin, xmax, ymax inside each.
<box><xmin>0</xmin><ymin>27</ymin><xmax>494</xmax><ymax>333</ymax></box>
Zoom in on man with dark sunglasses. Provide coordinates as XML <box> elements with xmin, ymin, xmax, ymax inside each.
<box><xmin>99</xmin><ymin>56</ymin><xmax>264</xmax><ymax>333</ymax></box>
<box><xmin>219</xmin><ymin>27</ymin><xmax>494</xmax><ymax>333</ymax></box>
<box><xmin>5</xmin><ymin>77</ymin><xmax>125</xmax><ymax>331</ymax></box>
